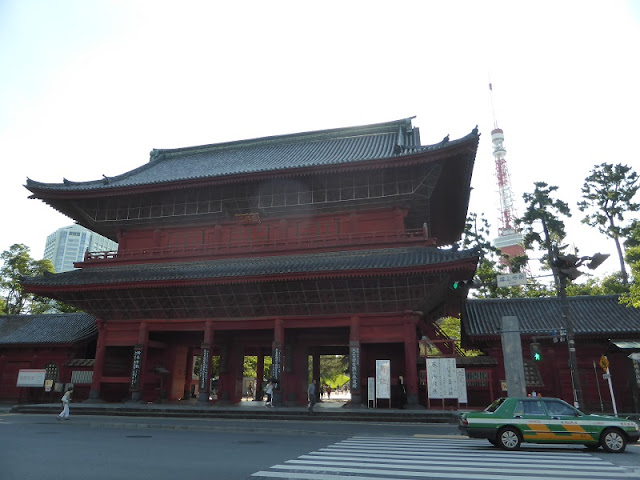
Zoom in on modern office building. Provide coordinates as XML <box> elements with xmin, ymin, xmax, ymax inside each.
<box><xmin>43</xmin><ymin>225</ymin><xmax>118</xmax><ymax>273</ymax></box>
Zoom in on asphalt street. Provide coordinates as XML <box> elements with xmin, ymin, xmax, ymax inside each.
<box><xmin>1</xmin><ymin>413</ymin><xmax>639</xmax><ymax>480</ymax></box>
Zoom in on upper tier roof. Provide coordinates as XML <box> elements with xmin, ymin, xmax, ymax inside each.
<box><xmin>0</xmin><ymin>313</ymin><xmax>97</xmax><ymax>345</ymax></box>
<box><xmin>25</xmin><ymin>118</ymin><xmax>478</xmax><ymax>192</ymax></box>
<box><xmin>462</xmin><ymin>295</ymin><xmax>640</xmax><ymax>338</ymax></box>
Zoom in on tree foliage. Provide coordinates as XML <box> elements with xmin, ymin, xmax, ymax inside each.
<box><xmin>517</xmin><ymin>182</ymin><xmax>571</xmax><ymax>276</ymax></box>
<box><xmin>578</xmin><ymin>163</ymin><xmax>639</xmax><ymax>284</ymax></box>
<box><xmin>621</xmin><ymin>221</ymin><xmax>640</xmax><ymax>307</ymax></box>
<box><xmin>0</xmin><ymin>244</ymin><xmax>56</xmax><ymax>314</ymax></box>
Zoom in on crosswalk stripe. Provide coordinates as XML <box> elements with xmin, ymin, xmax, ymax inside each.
<box><xmin>285</xmin><ymin>459</ymin><xmax>629</xmax><ymax>477</ymax></box>
<box><xmin>260</xmin><ymin>464</ymin><xmax>639</xmax><ymax>480</ymax></box>
<box><xmin>322</xmin><ymin>445</ymin><xmax>606</xmax><ymax>461</ymax></box>
<box><xmin>251</xmin><ymin>435</ymin><xmax>636</xmax><ymax>480</ymax></box>
<box><xmin>298</xmin><ymin>454</ymin><xmax>618</xmax><ymax>470</ymax></box>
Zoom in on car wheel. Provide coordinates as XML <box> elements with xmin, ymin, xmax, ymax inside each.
<box><xmin>583</xmin><ymin>443</ymin><xmax>600</xmax><ymax>451</ymax></box>
<box><xmin>600</xmin><ymin>428</ymin><xmax>627</xmax><ymax>453</ymax></box>
<box><xmin>498</xmin><ymin>427</ymin><xmax>521</xmax><ymax>450</ymax></box>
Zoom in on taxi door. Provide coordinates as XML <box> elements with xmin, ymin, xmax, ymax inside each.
<box><xmin>513</xmin><ymin>399</ymin><xmax>553</xmax><ymax>441</ymax></box>
<box><xmin>542</xmin><ymin>399</ymin><xmax>595</xmax><ymax>443</ymax></box>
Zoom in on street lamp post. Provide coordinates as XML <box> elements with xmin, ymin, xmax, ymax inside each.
<box><xmin>552</xmin><ymin>246</ymin><xmax>609</xmax><ymax>410</ymax></box>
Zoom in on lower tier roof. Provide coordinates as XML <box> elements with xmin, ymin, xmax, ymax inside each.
<box><xmin>23</xmin><ymin>246</ymin><xmax>478</xmax><ymax>289</ymax></box>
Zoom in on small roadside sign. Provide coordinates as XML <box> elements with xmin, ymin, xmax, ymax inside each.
<box><xmin>599</xmin><ymin>355</ymin><xmax>610</xmax><ymax>371</ymax></box>
<box><xmin>496</xmin><ymin>273</ymin><xmax>527</xmax><ymax>288</ymax></box>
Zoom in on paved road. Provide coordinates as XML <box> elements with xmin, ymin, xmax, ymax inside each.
<box><xmin>252</xmin><ymin>435</ymin><xmax>640</xmax><ymax>480</ymax></box>
<box><xmin>1</xmin><ymin>413</ymin><xmax>638</xmax><ymax>480</ymax></box>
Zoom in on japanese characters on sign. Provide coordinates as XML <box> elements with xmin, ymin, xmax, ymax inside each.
<box><xmin>350</xmin><ymin>345</ymin><xmax>360</xmax><ymax>389</ymax></box>
<box><xmin>272</xmin><ymin>347</ymin><xmax>282</xmax><ymax>381</ymax></box>
<box><xmin>375</xmin><ymin>360</ymin><xmax>391</xmax><ymax>399</ymax></box>
<box><xmin>426</xmin><ymin>358</ymin><xmax>458</xmax><ymax>399</ymax></box>
<box><xmin>457</xmin><ymin>368</ymin><xmax>467</xmax><ymax>403</ymax></box>
<box><xmin>16</xmin><ymin>369</ymin><xmax>46</xmax><ymax>388</ymax></box>
<box><xmin>130</xmin><ymin>347</ymin><xmax>143</xmax><ymax>391</ymax></box>
<box><xmin>199</xmin><ymin>345</ymin><xmax>210</xmax><ymax>390</ymax></box>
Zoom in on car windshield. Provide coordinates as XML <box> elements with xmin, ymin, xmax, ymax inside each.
<box><xmin>484</xmin><ymin>397</ymin><xmax>507</xmax><ymax>413</ymax></box>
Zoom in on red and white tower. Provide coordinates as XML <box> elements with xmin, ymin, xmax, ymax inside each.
<box><xmin>489</xmin><ymin>83</ymin><xmax>526</xmax><ymax>271</ymax></box>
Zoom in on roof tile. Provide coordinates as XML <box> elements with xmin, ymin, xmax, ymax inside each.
<box><xmin>462</xmin><ymin>295</ymin><xmax>640</xmax><ymax>337</ymax></box>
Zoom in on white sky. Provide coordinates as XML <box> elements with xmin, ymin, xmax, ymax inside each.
<box><xmin>1</xmin><ymin>0</ymin><xmax>639</xmax><ymax>281</ymax></box>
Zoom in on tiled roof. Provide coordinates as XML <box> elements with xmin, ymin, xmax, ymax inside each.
<box><xmin>462</xmin><ymin>295</ymin><xmax>640</xmax><ymax>337</ymax></box>
<box><xmin>22</xmin><ymin>246</ymin><xmax>478</xmax><ymax>288</ymax></box>
<box><xmin>0</xmin><ymin>313</ymin><xmax>97</xmax><ymax>345</ymax></box>
<box><xmin>25</xmin><ymin>118</ymin><xmax>479</xmax><ymax>192</ymax></box>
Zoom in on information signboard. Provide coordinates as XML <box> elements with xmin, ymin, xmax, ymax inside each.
<box><xmin>17</xmin><ymin>369</ymin><xmax>46</xmax><ymax>387</ymax></box>
<box><xmin>375</xmin><ymin>360</ymin><xmax>390</xmax><ymax>399</ymax></box>
<box><xmin>367</xmin><ymin>377</ymin><xmax>375</xmax><ymax>406</ymax></box>
<box><xmin>457</xmin><ymin>368</ymin><xmax>467</xmax><ymax>403</ymax></box>
<box><xmin>426</xmin><ymin>358</ymin><xmax>457</xmax><ymax>399</ymax></box>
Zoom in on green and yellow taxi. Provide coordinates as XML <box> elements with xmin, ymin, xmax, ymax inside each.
<box><xmin>459</xmin><ymin>397</ymin><xmax>639</xmax><ymax>453</ymax></box>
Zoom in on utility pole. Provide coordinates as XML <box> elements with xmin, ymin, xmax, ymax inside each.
<box><xmin>551</xmin><ymin>244</ymin><xmax>609</xmax><ymax>410</ymax></box>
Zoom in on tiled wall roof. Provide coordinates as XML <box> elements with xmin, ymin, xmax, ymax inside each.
<box><xmin>0</xmin><ymin>313</ymin><xmax>97</xmax><ymax>345</ymax></box>
<box><xmin>462</xmin><ymin>295</ymin><xmax>640</xmax><ymax>337</ymax></box>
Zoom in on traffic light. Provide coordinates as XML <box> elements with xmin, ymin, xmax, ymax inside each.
<box><xmin>450</xmin><ymin>281</ymin><xmax>461</xmax><ymax>290</ymax></box>
<box><xmin>552</xmin><ymin>254</ymin><xmax>582</xmax><ymax>280</ymax></box>
<box><xmin>530</xmin><ymin>342</ymin><xmax>542</xmax><ymax>361</ymax></box>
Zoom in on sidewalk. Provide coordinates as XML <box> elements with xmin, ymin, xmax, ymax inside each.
<box><xmin>6</xmin><ymin>397</ymin><xmax>460</xmax><ymax>424</ymax></box>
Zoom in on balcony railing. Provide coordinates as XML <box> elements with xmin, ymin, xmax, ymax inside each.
<box><xmin>82</xmin><ymin>228</ymin><xmax>434</xmax><ymax>265</ymax></box>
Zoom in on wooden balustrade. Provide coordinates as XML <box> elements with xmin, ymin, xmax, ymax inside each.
<box><xmin>82</xmin><ymin>229</ymin><xmax>433</xmax><ymax>264</ymax></box>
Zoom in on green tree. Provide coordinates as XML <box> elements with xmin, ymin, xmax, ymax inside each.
<box><xmin>436</xmin><ymin>317</ymin><xmax>482</xmax><ymax>356</ymax></box>
<box><xmin>0</xmin><ymin>244</ymin><xmax>56</xmax><ymax>314</ymax></box>
<box><xmin>517</xmin><ymin>182</ymin><xmax>571</xmax><ymax>286</ymax></box>
<box><xmin>564</xmin><ymin>273</ymin><xmax>629</xmax><ymax>296</ymax></box>
<box><xmin>621</xmin><ymin>221</ymin><xmax>640</xmax><ymax>307</ymax></box>
<box><xmin>578</xmin><ymin>163</ymin><xmax>639</xmax><ymax>284</ymax></box>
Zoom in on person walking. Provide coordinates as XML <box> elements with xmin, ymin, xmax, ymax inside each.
<box><xmin>264</xmin><ymin>380</ymin><xmax>274</xmax><ymax>407</ymax></box>
<box><xmin>307</xmin><ymin>379</ymin><xmax>317</xmax><ymax>413</ymax></box>
<box><xmin>57</xmin><ymin>386</ymin><xmax>73</xmax><ymax>420</ymax></box>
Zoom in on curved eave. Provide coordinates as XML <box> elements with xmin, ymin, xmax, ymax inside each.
<box><xmin>23</xmin><ymin>256</ymin><xmax>479</xmax><ymax>294</ymax></box>
<box><xmin>25</xmin><ymin>129</ymin><xmax>479</xmax><ymax>199</ymax></box>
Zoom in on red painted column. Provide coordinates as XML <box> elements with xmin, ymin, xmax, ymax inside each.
<box><xmin>88</xmin><ymin>319</ymin><xmax>106</xmax><ymax>401</ymax></box>
<box><xmin>198</xmin><ymin>321</ymin><xmax>214</xmax><ymax>403</ymax></box>
<box><xmin>130</xmin><ymin>321</ymin><xmax>148</xmax><ymax>402</ymax></box>
<box><xmin>349</xmin><ymin>315</ymin><xmax>362</xmax><ymax>405</ymax></box>
<box><xmin>312</xmin><ymin>349</ymin><xmax>321</xmax><ymax>402</ymax></box>
<box><xmin>183</xmin><ymin>348</ymin><xmax>195</xmax><ymax>400</ymax></box>
<box><xmin>256</xmin><ymin>352</ymin><xmax>265</xmax><ymax>401</ymax></box>
<box><xmin>403</xmin><ymin>312</ymin><xmax>419</xmax><ymax>405</ymax></box>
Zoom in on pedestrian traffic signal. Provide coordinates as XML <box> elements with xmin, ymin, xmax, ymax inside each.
<box><xmin>530</xmin><ymin>342</ymin><xmax>542</xmax><ymax>361</ymax></box>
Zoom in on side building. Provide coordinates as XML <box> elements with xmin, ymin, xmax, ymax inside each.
<box><xmin>22</xmin><ymin>118</ymin><xmax>480</xmax><ymax>406</ymax></box>
<box><xmin>43</xmin><ymin>224</ymin><xmax>118</xmax><ymax>273</ymax></box>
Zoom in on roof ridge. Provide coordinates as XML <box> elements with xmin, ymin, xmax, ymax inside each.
<box><xmin>150</xmin><ymin>118</ymin><xmax>416</xmax><ymax>161</ymax></box>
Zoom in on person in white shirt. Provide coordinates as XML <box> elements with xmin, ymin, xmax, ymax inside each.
<box><xmin>57</xmin><ymin>386</ymin><xmax>74</xmax><ymax>420</ymax></box>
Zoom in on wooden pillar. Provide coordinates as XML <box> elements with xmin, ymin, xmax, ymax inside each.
<box><xmin>349</xmin><ymin>315</ymin><xmax>362</xmax><ymax>405</ymax></box>
<box><xmin>88</xmin><ymin>319</ymin><xmax>106</xmax><ymax>401</ymax></box>
<box><xmin>403</xmin><ymin>312</ymin><xmax>419</xmax><ymax>405</ymax></box>
<box><xmin>198</xmin><ymin>321</ymin><xmax>214</xmax><ymax>403</ymax></box>
<box><xmin>256</xmin><ymin>352</ymin><xmax>265</xmax><ymax>401</ymax></box>
<box><xmin>182</xmin><ymin>348</ymin><xmax>195</xmax><ymax>400</ymax></box>
<box><xmin>130</xmin><ymin>321</ymin><xmax>148</xmax><ymax>402</ymax></box>
<box><xmin>312</xmin><ymin>350</ymin><xmax>321</xmax><ymax>401</ymax></box>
